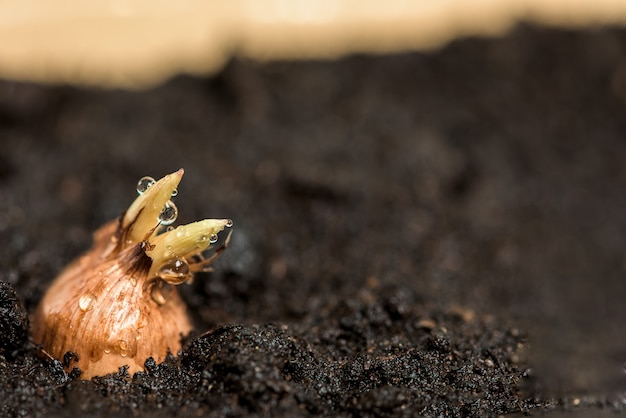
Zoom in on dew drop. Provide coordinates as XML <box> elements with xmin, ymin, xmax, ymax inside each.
<box><xmin>209</xmin><ymin>233</ymin><xmax>219</xmax><ymax>244</ymax></box>
<box><xmin>78</xmin><ymin>293</ymin><xmax>96</xmax><ymax>312</ymax></box>
<box><xmin>104</xmin><ymin>348</ymin><xmax>111</xmax><ymax>354</ymax></box>
<box><xmin>166</xmin><ymin>226</ymin><xmax>174</xmax><ymax>232</ymax></box>
<box><xmin>226</xmin><ymin>219</ymin><xmax>234</xmax><ymax>228</ymax></box>
<box><xmin>151</xmin><ymin>285</ymin><xmax>167</xmax><ymax>305</ymax></box>
<box><xmin>136</xmin><ymin>176</ymin><xmax>155</xmax><ymax>194</ymax></box>
<box><xmin>158</xmin><ymin>200</ymin><xmax>178</xmax><ymax>226</ymax></box>
<box><xmin>171</xmin><ymin>188</ymin><xmax>178</xmax><ymax>197</ymax></box>
<box><xmin>118</xmin><ymin>340</ymin><xmax>129</xmax><ymax>357</ymax></box>
<box><xmin>157</xmin><ymin>257</ymin><xmax>190</xmax><ymax>284</ymax></box>
<box><xmin>129</xmin><ymin>276</ymin><xmax>137</xmax><ymax>286</ymax></box>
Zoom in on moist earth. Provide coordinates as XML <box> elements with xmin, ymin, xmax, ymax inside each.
<box><xmin>1</xmin><ymin>24</ymin><xmax>626</xmax><ymax>417</ymax></box>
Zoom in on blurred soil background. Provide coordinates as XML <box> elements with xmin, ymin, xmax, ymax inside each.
<box><xmin>1</xmin><ymin>14</ymin><xmax>626</xmax><ymax>418</ymax></box>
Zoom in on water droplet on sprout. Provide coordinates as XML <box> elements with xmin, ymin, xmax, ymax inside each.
<box><xmin>158</xmin><ymin>200</ymin><xmax>178</xmax><ymax>226</ymax></box>
<box><xmin>157</xmin><ymin>257</ymin><xmax>190</xmax><ymax>284</ymax></box>
<box><xmin>171</xmin><ymin>189</ymin><xmax>178</xmax><ymax>197</ymax></box>
<box><xmin>78</xmin><ymin>293</ymin><xmax>96</xmax><ymax>312</ymax></box>
<box><xmin>136</xmin><ymin>176</ymin><xmax>155</xmax><ymax>194</ymax></box>
<box><xmin>210</xmin><ymin>233</ymin><xmax>218</xmax><ymax>243</ymax></box>
<box><xmin>226</xmin><ymin>219</ymin><xmax>234</xmax><ymax>228</ymax></box>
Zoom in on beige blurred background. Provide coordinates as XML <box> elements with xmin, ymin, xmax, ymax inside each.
<box><xmin>1</xmin><ymin>0</ymin><xmax>626</xmax><ymax>89</ymax></box>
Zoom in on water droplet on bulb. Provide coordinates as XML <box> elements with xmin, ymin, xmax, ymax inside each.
<box><xmin>151</xmin><ymin>284</ymin><xmax>167</xmax><ymax>305</ymax></box>
<box><xmin>158</xmin><ymin>200</ymin><xmax>178</xmax><ymax>226</ymax></box>
<box><xmin>129</xmin><ymin>276</ymin><xmax>137</xmax><ymax>286</ymax></box>
<box><xmin>226</xmin><ymin>219</ymin><xmax>234</xmax><ymax>228</ymax></box>
<box><xmin>78</xmin><ymin>293</ymin><xmax>96</xmax><ymax>312</ymax></box>
<box><xmin>116</xmin><ymin>340</ymin><xmax>129</xmax><ymax>357</ymax></box>
<box><xmin>136</xmin><ymin>176</ymin><xmax>155</xmax><ymax>194</ymax></box>
<box><xmin>157</xmin><ymin>257</ymin><xmax>190</xmax><ymax>284</ymax></box>
<box><xmin>210</xmin><ymin>233</ymin><xmax>218</xmax><ymax>243</ymax></box>
<box><xmin>171</xmin><ymin>189</ymin><xmax>178</xmax><ymax>197</ymax></box>
<box><xmin>166</xmin><ymin>226</ymin><xmax>174</xmax><ymax>232</ymax></box>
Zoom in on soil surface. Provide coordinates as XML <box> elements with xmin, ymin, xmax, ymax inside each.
<box><xmin>1</xmin><ymin>24</ymin><xmax>626</xmax><ymax>417</ymax></box>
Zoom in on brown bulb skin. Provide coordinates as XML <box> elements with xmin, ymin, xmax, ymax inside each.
<box><xmin>32</xmin><ymin>220</ymin><xmax>192</xmax><ymax>379</ymax></box>
<box><xmin>31</xmin><ymin>170</ymin><xmax>231</xmax><ymax>380</ymax></box>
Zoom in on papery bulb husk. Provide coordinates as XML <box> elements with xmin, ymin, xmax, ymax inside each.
<box><xmin>32</xmin><ymin>170</ymin><xmax>231</xmax><ymax>380</ymax></box>
<box><xmin>32</xmin><ymin>220</ymin><xmax>192</xmax><ymax>379</ymax></box>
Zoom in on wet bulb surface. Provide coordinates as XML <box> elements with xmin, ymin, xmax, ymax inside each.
<box><xmin>1</xmin><ymin>25</ymin><xmax>626</xmax><ymax>417</ymax></box>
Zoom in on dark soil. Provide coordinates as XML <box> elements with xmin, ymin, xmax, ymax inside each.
<box><xmin>1</xmin><ymin>24</ymin><xmax>626</xmax><ymax>417</ymax></box>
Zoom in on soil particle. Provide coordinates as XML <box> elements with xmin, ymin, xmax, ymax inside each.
<box><xmin>0</xmin><ymin>281</ymin><xmax>29</xmax><ymax>359</ymax></box>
